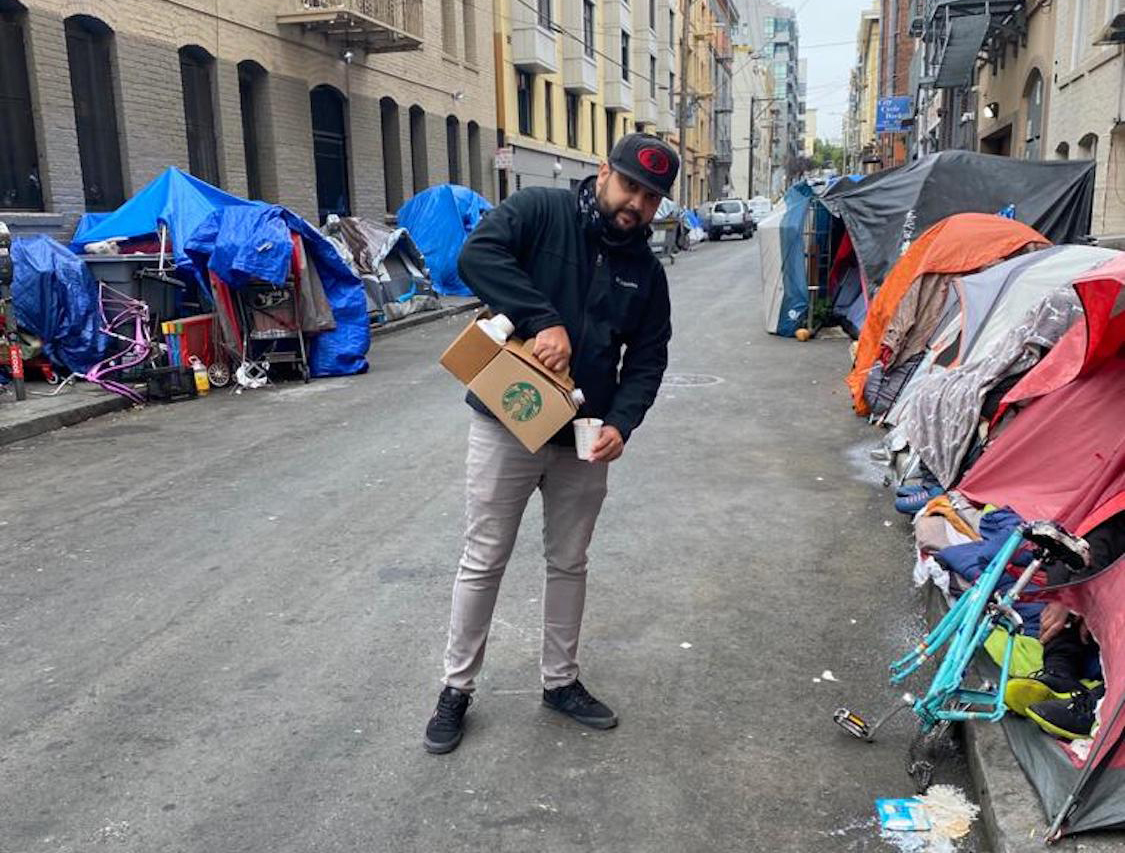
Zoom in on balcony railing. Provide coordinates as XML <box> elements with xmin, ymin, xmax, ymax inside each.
<box><xmin>277</xmin><ymin>0</ymin><xmax>423</xmax><ymax>53</ymax></box>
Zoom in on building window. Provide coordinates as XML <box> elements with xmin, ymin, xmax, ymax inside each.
<box><xmin>1023</xmin><ymin>69</ymin><xmax>1043</xmax><ymax>160</ymax></box>
<box><xmin>590</xmin><ymin>102</ymin><xmax>598</xmax><ymax>153</ymax></box>
<box><xmin>621</xmin><ymin>31</ymin><xmax>630</xmax><ymax>81</ymax></box>
<box><xmin>237</xmin><ymin>60</ymin><xmax>267</xmax><ymax>200</ymax></box>
<box><xmin>622</xmin><ymin>115</ymin><xmax>629</xmax><ymax>139</ymax></box>
<box><xmin>409</xmin><ymin>104</ymin><xmax>428</xmax><ymax>194</ymax></box>
<box><xmin>442</xmin><ymin>0</ymin><xmax>457</xmax><ymax>54</ymax></box>
<box><xmin>669</xmin><ymin>72</ymin><xmax>675</xmax><ymax>112</ymax></box>
<box><xmin>1</xmin><ymin>3</ymin><xmax>42</xmax><ymax>211</ymax></box>
<box><xmin>650</xmin><ymin>55</ymin><xmax>657</xmax><ymax>99</ymax></box>
<box><xmin>606</xmin><ymin>107</ymin><xmax>615</xmax><ymax>154</ymax></box>
<box><xmin>566</xmin><ymin>93</ymin><xmax>579</xmax><ymax>148</ymax></box>
<box><xmin>544</xmin><ymin>80</ymin><xmax>554</xmax><ymax>142</ymax></box>
<box><xmin>1071</xmin><ymin>0</ymin><xmax>1089</xmax><ymax>70</ymax></box>
<box><xmin>1078</xmin><ymin>132</ymin><xmax>1098</xmax><ymax>161</ymax></box>
<box><xmin>65</xmin><ymin>15</ymin><xmax>125</xmax><ymax>211</ymax></box>
<box><xmin>669</xmin><ymin>10</ymin><xmax>675</xmax><ymax>51</ymax></box>
<box><xmin>649</xmin><ymin>0</ymin><xmax>655</xmax><ymax>29</ymax></box>
<box><xmin>446</xmin><ymin>115</ymin><xmax>461</xmax><ymax>184</ymax></box>
<box><xmin>1055</xmin><ymin>141</ymin><xmax>1070</xmax><ymax>161</ymax></box>
<box><xmin>310</xmin><ymin>85</ymin><xmax>350</xmax><ymax>222</ymax></box>
<box><xmin>462</xmin><ymin>0</ymin><xmax>477</xmax><ymax>64</ymax></box>
<box><xmin>517</xmin><ymin>71</ymin><xmax>533</xmax><ymax>136</ymax></box>
<box><xmin>467</xmin><ymin>120</ymin><xmax>482</xmax><ymax>192</ymax></box>
<box><xmin>583</xmin><ymin>1</ymin><xmax>595</xmax><ymax>58</ymax></box>
<box><xmin>538</xmin><ymin>0</ymin><xmax>551</xmax><ymax>28</ymax></box>
<box><xmin>380</xmin><ymin>97</ymin><xmax>403</xmax><ymax>210</ymax></box>
<box><xmin>180</xmin><ymin>46</ymin><xmax>221</xmax><ymax>186</ymax></box>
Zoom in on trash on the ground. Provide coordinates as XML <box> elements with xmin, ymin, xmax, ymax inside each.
<box><xmin>916</xmin><ymin>785</ymin><xmax>979</xmax><ymax>840</ymax></box>
<box><xmin>813</xmin><ymin>677</ymin><xmax>822</xmax><ymax>683</ymax></box>
<box><xmin>884</xmin><ymin>520</ymin><xmax>894</xmax><ymax>527</ymax></box>
<box><xmin>821</xmin><ymin>669</ymin><xmax>839</xmax><ymax>682</ymax></box>
<box><xmin>679</xmin><ymin>642</ymin><xmax>692</xmax><ymax>649</ymax></box>
<box><xmin>876</xmin><ymin>797</ymin><xmax>932</xmax><ymax>832</ymax></box>
<box><xmin>850</xmin><ymin>618</ymin><xmax>858</xmax><ymax>624</ymax></box>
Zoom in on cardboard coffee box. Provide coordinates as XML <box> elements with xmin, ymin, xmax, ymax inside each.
<box><xmin>440</xmin><ymin>313</ymin><xmax>578</xmax><ymax>453</ymax></box>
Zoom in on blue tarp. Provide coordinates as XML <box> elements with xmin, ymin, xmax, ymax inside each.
<box><xmin>396</xmin><ymin>184</ymin><xmax>492</xmax><ymax>296</ymax></box>
<box><xmin>774</xmin><ymin>182</ymin><xmax>817</xmax><ymax>337</ymax></box>
<box><xmin>185</xmin><ymin>205</ymin><xmax>369</xmax><ymax>377</ymax></box>
<box><xmin>70</xmin><ymin>167</ymin><xmax>258</xmax><ymax>285</ymax></box>
<box><xmin>11</xmin><ymin>235</ymin><xmax>108</xmax><ymax>374</ymax></box>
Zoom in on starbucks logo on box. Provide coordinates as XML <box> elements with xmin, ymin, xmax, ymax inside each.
<box><xmin>502</xmin><ymin>381</ymin><xmax>542</xmax><ymax>422</ymax></box>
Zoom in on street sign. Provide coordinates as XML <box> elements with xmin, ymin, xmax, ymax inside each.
<box><xmin>876</xmin><ymin>97</ymin><xmax>913</xmax><ymax>133</ymax></box>
<box><xmin>494</xmin><ymin>146</ymin><xmax>513</xmax><ymax>169</ymax></box>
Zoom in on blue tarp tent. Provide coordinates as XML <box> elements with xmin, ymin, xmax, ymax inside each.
<box><xmin>11</xmin><ymin>235</ymin><xmax>107</xmax><ymax>373</ymax></box>
<box><xmin>396</xmin><ymin>184</ymin><xmax>492</xmax><ymax>296</ymax></box>
<box><xmin>758</xmin><ymin>181</ymin><xmax>821</xmax><ymax>337</ymax></box>
<box><xmin>185</xmin><ymin>205</ymin><xmax>369</xmax><ymax>377</ymax></box>
<box><xmin>70</xmin><ymin>167</ymin><xmax>258</xmax><ymax>284</ymax></box>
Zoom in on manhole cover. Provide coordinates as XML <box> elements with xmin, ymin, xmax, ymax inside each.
<box><xmin>662</xmin><ymin>373</ymin><xmax>724</xmax><ymax>387</ymax></box>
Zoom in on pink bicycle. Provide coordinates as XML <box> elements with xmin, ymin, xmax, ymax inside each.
<box><xmin>83</xmin><ymin>282</ymin><xmax>156</xmax><ymax>403</ymax></box>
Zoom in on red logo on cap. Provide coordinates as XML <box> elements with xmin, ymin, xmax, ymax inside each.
<box><xmin>638</xmin><ymin>146</ymin><xmax>671</xmax><ymax>176</ymax></box>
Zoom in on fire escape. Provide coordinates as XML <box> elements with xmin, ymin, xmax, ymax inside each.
<box><xmin>911</xmin><ymin>0</ymin><xmax>1027</xmax><ymax>151</ymax></box>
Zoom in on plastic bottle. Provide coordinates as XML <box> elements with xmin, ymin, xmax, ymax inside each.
<box><xmin>476</xmin><ymin>313</ymin><xmax>515</xmax><ymax>344</ymax></box>
<box><xmin>189</xmin><ymin>356</ymin><xmax>210</xmax><ymax>395</ymax></box>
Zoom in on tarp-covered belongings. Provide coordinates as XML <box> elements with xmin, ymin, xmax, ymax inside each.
<box><xmin>396</xmin><ymin>184</ymin><xmax>491</xmax><ymax>296</ymax></box>
<box><xmin>820</xmin><ymin>151</ymin><xmax>1095</xmax><ymax>295</ymax></box>
<box><xmin>185</xmin><ymin>204</ymin><xmax>368</xmax><ymax>377</ymax></box>
<box><xmin>887</xmin><ymin>246</ymin><xmax>1120</xmax><ymax>485</ymax></box>
<box><xmin>70</xmin><ymin>167</ymin><xmax>258</xmax><ymax>284</ymax></box>
<box><xmin>11</xmin><ymin>235</ymin><xmax>108</xmax><ymax>373</ymax></box>
<box><xmin>846</xmin><ymin>213</ymin><xmax>1050</xmax><ymax>416</ymax></box>
<box><xmin>759</xmin><ymin>181</ymin><xmax>829</xmax><ymax>337</ymax></box>
<box><xmin>325</xmin><ymin>216</ymin><xmax>438</xmax><ymax>320</ymax></box>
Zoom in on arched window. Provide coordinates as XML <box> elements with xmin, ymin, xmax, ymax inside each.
<box><xmin>237</xmin><ymin>60</ymin><xmax>268</xmax><ymax>200</ymax></box>
<box><xmin>0</xmin><ymin>0</ymin><xmax>41</xmax><ymax>210</ymax></box>
<box><xmin>467</xmin><ymin>121</ymin><xmax>482</xmax><ymax>193</ymax></box>
<box><xmin>409</xmin><ymin>105</ymin><xmax>428</xmax><ymax>193</ymax></box>
<box><xmin>65</xmin><ymin>14</ymin><xmax>124</xmax><ymax>210</ymax></box>
<box><xmin>446</xmin><ymin>115</ymin><xmax>461</xmax><ymax>185</ymax></box>
<box><xmin>380</xmin><ymin>96</ymin><xmax>403</xmax><ymax>211</ymax></box>
<box><xmin>1078</xmin><ymin>132</ymin><xmax>1098</xmax><ymax>161</ymax></box>
<box><xmin>1055</xmin><ymin>141</ymin><xmax>1070</xmax><ymax>161</ymax></box>
<box><xmin>310</xmin><ymin>85</ymin><xmax>350</xmax><ymax>222</ymax></box>
<box><xmin>1023</xmin><ymin>69</ymin><xmax>1043</xmax><ymax>160</ymax></box>
<box><xmin>180</xmin><ymin>45</ymin><xmax>220</xmax><ymax>186</ymax></box>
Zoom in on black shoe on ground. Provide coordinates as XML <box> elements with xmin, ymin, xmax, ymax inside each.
<box><xmin>1027</xmin><ymin>684</ymin><xmax>1104</xmax><ymax>740</ymax></box>
<box><xmin>542</xmin><ymin>679</ymin><xmax>618</xmax><ymax>729</ymax></box>
<box><xmin>423</xmin><ymin>686</ymin><xmax>472</xmax><ymax>754</ymax></box>
<box><xmin>1004</xmin><ymin>669</ymin><xmax>1082</xmax><ymax>717</ymax></box>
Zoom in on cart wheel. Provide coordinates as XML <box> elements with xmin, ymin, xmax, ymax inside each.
<box><xmin>207</xmin><ymin>362</ymin><xmax>231</xmax><ymax>388</ymax></box>
<box><xmin>45</xmin><ymin>371</ymin><xmax>60</xmax><ymax>385</ymax></box>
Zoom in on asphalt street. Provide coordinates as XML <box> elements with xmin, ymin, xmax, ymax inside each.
<box><xmin>0</xmin><ymin>236</ymin><xmax>982</xmax><ymax>852</ymax></box>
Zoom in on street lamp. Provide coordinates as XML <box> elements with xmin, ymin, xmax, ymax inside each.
<box><xmin>749</xmin><ymin>96</ymin><xmax>784</xmax><ymax>199</ymax></box>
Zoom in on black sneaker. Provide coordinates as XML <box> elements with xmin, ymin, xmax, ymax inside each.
<box><xmin>423</xmin><ymin>686</ymin><xmax>472</xmax><ymax>754</ymax></box>
<box><xmin>1004</xmin><ymin>669</ymin><xmax>1082</xmax><ymax>717</ymax></box>
<box><xmin>1027</xmin><ymin>684</ymin><xmax>1104</xmax><ymax>740</ymax></box>
<box><xmin>542</xmin><ymin>679</ymin><xmax>618</xmax><ymax>729</ymax></box>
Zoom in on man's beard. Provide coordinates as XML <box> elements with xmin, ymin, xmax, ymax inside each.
<box><xmin>595</xmin><ymin>184</ymin><xmax>644</xmax><ymax>237</ymax></box>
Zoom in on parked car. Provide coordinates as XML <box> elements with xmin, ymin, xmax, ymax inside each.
<box><xmin>747</xmin><ymin>196</ymin><xmax>773</xmax><ymax>224</ymax></box>
<box><xmin>708</xmin><ymin>199</ymin><xmax>754</xmax><ymax>241</ymax></box>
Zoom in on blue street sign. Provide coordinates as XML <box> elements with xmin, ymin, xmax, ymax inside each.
<box><xmin>876</xmin><ymin>97</ymin><xmax>913</xmax><ymax>133</ymax></box>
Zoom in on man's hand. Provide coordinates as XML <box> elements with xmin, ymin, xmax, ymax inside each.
<box><xmin>532</xmin><ymin>326</ymin><xmax>572</xmax><ymax>374</ymax></box>
<box><xmin>1039</xmin><ymin>601</ymin><xmax>1072</xmax><ymax>645</ymax></box>
<box><xmin>588</xmin><ymin>425</ymin><xmax>624</xmax><ymax>462</ymax></box>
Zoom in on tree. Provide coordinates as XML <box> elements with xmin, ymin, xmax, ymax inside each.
<box><xmin>812</xmin><ymin>138</ymin><xmax>846</xmax><ymax>173</ymax></box>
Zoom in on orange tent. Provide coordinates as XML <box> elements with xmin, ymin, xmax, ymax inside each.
<box><xmin>846</xmin><ymin>213</ymin><xmax>1050</xmax><ymax>415</ymax></box>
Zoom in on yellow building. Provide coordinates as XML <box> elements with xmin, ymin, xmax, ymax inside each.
<box><xmin>845</xmin><ymin>2</ymin><xmax>880</xmax><ymax>171</ymax></box>
<box><xmin>494</xmin><ymin>0</ymin><xmax>671</xmax><ymax>196</ymax></box>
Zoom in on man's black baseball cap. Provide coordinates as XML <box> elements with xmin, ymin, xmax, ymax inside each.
<box><xmin>608</xmin><ymin>133</ymin><xmax>680</xmax><ymax>198</ymax></box>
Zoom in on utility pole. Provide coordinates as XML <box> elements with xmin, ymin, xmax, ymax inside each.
<box><xmin>748</xmin><ymin>96</ymin><xmax>755</xmax><ymax>199</ymax></box>
<box><xmin>676</xmin><ymin>0</ymin><xmax>691</xmax><ymax>209</ymax></box>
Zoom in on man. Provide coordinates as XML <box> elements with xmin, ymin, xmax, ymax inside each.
<box><xmin>423</xmin><ymin>134</ymin><xmax>679</xmax><ymax>754</ymax></box>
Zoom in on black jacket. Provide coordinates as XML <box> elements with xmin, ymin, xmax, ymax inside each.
<box><xmin>457</xmin><ymin>177</ymin><xmax>671</xmax><ymax>445</ymax></box>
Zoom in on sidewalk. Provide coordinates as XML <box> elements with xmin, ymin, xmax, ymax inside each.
<box><xmin>0</xmin><ymin>297</ymin><xmax>481</xmax><ymax>449</ymax></box>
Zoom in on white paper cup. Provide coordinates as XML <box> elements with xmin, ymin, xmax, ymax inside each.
<box><xmin>573</xmin><ymin>418</ymin><xmax>604</xmax><ymax>461</ymax></box>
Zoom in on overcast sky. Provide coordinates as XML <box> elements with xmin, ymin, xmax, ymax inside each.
<box><xmin>792</xmin><ymin>0</ymin><xmax>874</xmax><ymax>142</ymax></box>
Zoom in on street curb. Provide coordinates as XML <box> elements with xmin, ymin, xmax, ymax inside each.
<box><xmin>370</xmin><ymin>299</ymin><xmax>481</xmax><ymax>338</ymax></box>
<box><xmin>0</xmin><ymin>394</ymin><xmax>132</xmax><ymax>448</ymax></box>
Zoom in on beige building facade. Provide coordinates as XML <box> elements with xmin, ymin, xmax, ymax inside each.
<box><xmin>0</xmin><ymin>0</ymin><xmax>497</xmax><ymax>237</ymax></box>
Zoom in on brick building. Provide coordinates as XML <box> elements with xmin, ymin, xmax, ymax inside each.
<box><xmin>0</xmin><ymin>0</ymin><xmax>497</xmax><ymax>238</ymax></box>
<box><xmin>877</xmin><ymin>0</ymin><xmax>913</xmax><ymax>168</ymax></box>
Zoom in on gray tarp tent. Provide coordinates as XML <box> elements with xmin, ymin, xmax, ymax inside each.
<box><xmin>819</xmin><ymin>151</ymin><xmax>1095</xmax><ymax>294</ymax></box>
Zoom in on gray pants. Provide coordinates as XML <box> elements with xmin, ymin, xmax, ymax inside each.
<box><xmin>443</xmin><ymin>411</ymin><xmax>609</xmax><ymax>692</ymax></box>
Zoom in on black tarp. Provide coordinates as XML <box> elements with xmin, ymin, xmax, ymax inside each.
<box><xmin>819</xmin><ymin>151</ymin><xmax>1095</xmax><ymax>293</ymax></box>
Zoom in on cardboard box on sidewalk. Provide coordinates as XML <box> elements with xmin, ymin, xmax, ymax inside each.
<box><xmin>440</xmin><ymin>312</ymin><xmax>578</xmax><ymax>453</ymax></box>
